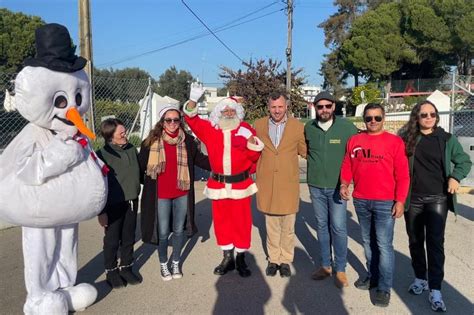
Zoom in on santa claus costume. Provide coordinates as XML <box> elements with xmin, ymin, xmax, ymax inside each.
<box><xmin>184</xmin><ymin>84</ymin><xmax>263</xmax><ymax>277</ymax></box>
<box><xmin>0</xmin><ymin>24</ymin><xmax>107</xmax><ymax>314</ymax></box>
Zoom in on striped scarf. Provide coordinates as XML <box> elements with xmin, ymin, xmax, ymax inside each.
<box><xmin>146</xmin><ymin>128</ymin><xmax>190</xmax><ymax>190</ymax></box>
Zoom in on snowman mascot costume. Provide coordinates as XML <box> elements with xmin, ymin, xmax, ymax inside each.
<box><xmin>0</xmin><ymin>24</ymin><xmax>107</xmax><ymax>314</ymax></box>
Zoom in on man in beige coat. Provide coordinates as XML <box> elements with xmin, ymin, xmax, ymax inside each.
<box><xmin>254</xmin><ymin>91</ymin><xmax>306</xmax><ymax>277</ymax></box>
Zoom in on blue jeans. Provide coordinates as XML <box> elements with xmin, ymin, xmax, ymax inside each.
<box><xmin>353</xmin><ymin>198</ymin><xmax>395</xmax><ymax>293</ymax></box>
<box><xmin>309</xmin><ymin>186</ymin><xmax>348</xmax><ymax>272</ymax></box>
<box><xmin>157</xmin><ymin>195</ymin><xmax>188</xmax><ymax>263</ymax></box>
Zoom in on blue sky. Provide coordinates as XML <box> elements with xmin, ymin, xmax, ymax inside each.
<box><xmin>4</xmin><ymin>0</ymin><xmax>336</xmax><ymax>87</ymax></box>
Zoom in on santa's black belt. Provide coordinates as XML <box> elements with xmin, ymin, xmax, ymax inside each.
<box><xmin>211</xmin><ymin>171</ymin><xmax>250</xmax><ymax>183</ymax></box>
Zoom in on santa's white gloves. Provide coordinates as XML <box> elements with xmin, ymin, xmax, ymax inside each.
<box><xmin>189</xmin><ymin>82</ymin><xmax>205</xmax><ymax>102</ymax></box>
<box><xmin>236</xmin><ymin>126</ymin><xmax>253</xmax><ymax>139</ymax></box>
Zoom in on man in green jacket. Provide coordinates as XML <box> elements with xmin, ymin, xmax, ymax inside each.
<box><xmin>305</xmin><ymin>91</ymin><xmax>358</xmax><ymax>288</ymax></box>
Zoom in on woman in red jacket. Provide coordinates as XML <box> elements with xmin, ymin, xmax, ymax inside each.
<box><xmin>138</xmin><ymin>104</ymin><xmax>210</xmax><ymax>281</ymax></box>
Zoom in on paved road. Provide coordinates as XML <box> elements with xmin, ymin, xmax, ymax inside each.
<box><xmin>1</xmin><ymin>182</ymin><xmax>473</xmax><ymax>314</ymax></box>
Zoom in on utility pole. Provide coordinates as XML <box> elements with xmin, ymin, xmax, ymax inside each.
<box><xmin>286</xmin><ymin>0</ymin><xmax>293</xmax><ymax>100</ymax></box>
<box><xmin>78</xmin><ymin>0</ymin><xmax>95</xmax><ymax>133</ymax></box>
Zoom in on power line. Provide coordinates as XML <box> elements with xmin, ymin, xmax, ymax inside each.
<box><xmin>181</xmin><ymin>0</ymin><xmax>244</xmax><ymax>64</ymax></box>
<box><xmin>98</xmin><ymin>7</ymin><xmax>284</xmax><ymax>67</ymax></box>
<box><xmin>95</xmin><ymin>1</ymin><xmax>281</xmax><ymax>58</ymax></box>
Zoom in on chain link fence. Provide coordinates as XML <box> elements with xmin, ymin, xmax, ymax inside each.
<box><xmin>0</xmin><ymin>72</ymin><xmax>150</xmax><ymax>151</ymax></box>
<box><xmin>92</xmin><ymin>76</ymin><xmax>150</xmax><ymax>149</ymax></box>
<box><xmin>1</xmin><ymin>71</ymin><xmax>473</xmax><ymax>144</ymax></box>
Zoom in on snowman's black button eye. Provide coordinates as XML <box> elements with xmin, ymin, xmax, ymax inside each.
<box><xmin>54</xmin><ymin>95</ymin><xmax>68</xmax><ymax>108</ymax></box>
<box><xmin>75</xmin><ymin>93</ymin><xmax>82</xmax><ymax>106</ymax></box>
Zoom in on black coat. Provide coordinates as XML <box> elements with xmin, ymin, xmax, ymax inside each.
<box><xmin>138</xmin><ymin>133</ymin><xmax>210</xmax><ymax>244</ymax></box>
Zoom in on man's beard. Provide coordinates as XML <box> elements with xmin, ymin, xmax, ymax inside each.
<box><xmin>218</xmin><ymin>117</ymin><xmax>240</xmax><ymax>130</ymax></box>
<box><xmin>317</xmin><ymin>112</ymin><xmax>333</xmax><ymax>123</ymax></box>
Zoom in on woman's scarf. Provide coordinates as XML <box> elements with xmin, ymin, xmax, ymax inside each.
<box><xmin>146</xmin><ymin>128</ymin><xmax>190</xmax><ymax>190</ymax></box>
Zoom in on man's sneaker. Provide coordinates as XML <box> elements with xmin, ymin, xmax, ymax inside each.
<box><xmin>429</xmin><ymin>290</ymin><xmax>447</xmax><ymax>312</ymax></box>
<box><xmin>171</xmin><ymin>261</ymin><xmax>183</xmax><ymax>279</ymax></box>
<box><xmin>160</xmin><ymin>263</ymin><xmax>172</xmax><ymax>281</ymax></box>
<box><xmin>408</xmin><ymin>278</ymin><xmax>428</xmax><ymax>295</ymax></box>
<box><xmin>354</xmin><ymin>276</ymin><xmax>377</xmax><ymax>290</ymax></box>
<box><xmin>374</xmin><ymin>290</ymin><xmax>390</xmax><ymax>307</ymax></box>
<box><xmin>311</xmin><ymin>266</ymin><xmax>332</xmax><ymax>280</ymax></box>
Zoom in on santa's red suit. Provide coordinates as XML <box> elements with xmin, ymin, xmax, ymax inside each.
<box><xmin>184</xmin><ymin>102</ymin><xmax>263</xmax><ymax>251</ymax></box>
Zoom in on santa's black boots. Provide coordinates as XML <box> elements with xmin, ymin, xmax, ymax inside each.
<box><xmin>236</xmin><ymin>252</ymin><xmax>251</xmax><ymax>278</ymax></box>
<box><xmin>106</xmin><ymin>269</ymin><xmax>125</xmax><ymax>289</ymax></box>
<box><xmin>119</xmin><ymin>266</ymin><xmax>142</xmax><ymax>285</ymax></box>
<box><xmin>213</xmin><ymin>249</ymin><xmax>235</xmax><ymax>275</ymax></box>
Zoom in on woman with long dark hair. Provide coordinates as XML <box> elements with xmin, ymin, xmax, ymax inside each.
<box><xmin>138</xmin><ymin>104</ymin><xmax>210</xmax><ymax>281</ymax></box>
<box><xmin>398</xmin><ymin>100</ymin><xmax>471</xmax><ymax>312</ymax></box>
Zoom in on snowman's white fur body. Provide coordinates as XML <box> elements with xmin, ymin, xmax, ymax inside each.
<box><xmin>0</xmin><ymin>66</ymin><xmax>107</xmax><ymax>314</ymax></box>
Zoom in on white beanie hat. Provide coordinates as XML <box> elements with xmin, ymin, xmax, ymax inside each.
<box><xmin>209</xmin><ymin>97</ymin><xmax>245</xmax><ymax>126</ymax></box>
<box><xmin>157</xmin><ymin>103</ymin><xmax>180</xmax><ymax>121</ymax></box>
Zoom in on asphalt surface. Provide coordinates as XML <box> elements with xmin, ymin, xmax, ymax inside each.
<box><xmin>0</xmin><ymin>182</ymin><xmax>473</xmax><ymax>315</ymax></box>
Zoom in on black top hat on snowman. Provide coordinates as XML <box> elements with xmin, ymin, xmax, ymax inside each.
<box><xmin>24</xmin><ymin>23</ymin><xmax>87</xmax><ymax>73</ymax></box>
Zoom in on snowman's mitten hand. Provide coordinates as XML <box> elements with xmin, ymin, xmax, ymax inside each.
<box><xmin>16</xmin><ymin>136</ymin><xmax>85</xmax><ymax>185</ymax></box>
<box><xmin>189</xmin><ymin>82</ymin><xmax>205</xmax><ymax>102</ymax></box>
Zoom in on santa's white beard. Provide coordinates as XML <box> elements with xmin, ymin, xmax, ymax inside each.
<box><xmin>218</xmin><ymin>117</ymin><xmax>240</xmax><ymax>130</ymax></box>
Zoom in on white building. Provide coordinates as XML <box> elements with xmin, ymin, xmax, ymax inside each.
<box><xmin>301</xmin><ymin>85</ymin><xmax>322</xmax><ymax>119</ymax></box>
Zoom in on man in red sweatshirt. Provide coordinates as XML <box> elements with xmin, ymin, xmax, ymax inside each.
<box><xmin>340</xmin><ymin>103</ymin><xmax>409</xmax><ymax>307</ymax></box>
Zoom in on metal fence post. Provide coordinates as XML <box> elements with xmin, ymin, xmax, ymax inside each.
<box><xmin>129</xmin><ymin>77</ymin><xmax>152</xmax><ymax>139</ymax></box>
<box><xmin>450</xmin><ymin>71</ymin><xmax>455</xmax><ymax>133</ymax></box>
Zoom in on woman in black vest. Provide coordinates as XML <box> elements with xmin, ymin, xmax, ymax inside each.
<box><xmin>96</xmin><ymin>118</ymin><xmax>142</xmax><ymax>289</ymax></box>
<box><xmin>138</xmin><ymin>104</ymin><xmax>210</xmax><ymax>281</ymax></box>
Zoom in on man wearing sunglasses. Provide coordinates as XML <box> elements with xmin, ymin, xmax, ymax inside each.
<box><xmin>305</xmin><ymin>91</ymin><xmax>358</xmax><ymax>288</ymax></box>
<box><xmin>340</xmin><ymin>103</ymin><xmax>410</xmax><ymax>307</ymax></box>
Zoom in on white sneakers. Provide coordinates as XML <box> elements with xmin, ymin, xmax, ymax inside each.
<box><xmin>429</xmin><ymin>289</ymin><xmax>447</xmax><ymax>312</ymax></box>
<box><xmin>160</xmin><ymin>261</ymin><xmax>182</xmax><ymax>281</ymax></box>
<box><xmin>160</xmin><ymin>263</ymin><xmax>172</xmax><ymax>281</ymax></box>
<box><xmin>408</xmin><ymin>278</ymin><xmax>429</xmax><ymax>295</ymax></box>
<box><xmin>408</xmin><ymin>279</ymin><xmax>446</xmax><ymax>312</ymax></box>
<box><xmin>171</xmin><ymin>261</ymin><xmax>183</xmax><ymax>279</ymax></box>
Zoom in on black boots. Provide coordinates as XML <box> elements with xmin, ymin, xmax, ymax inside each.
<box><xmin>214</xmin><ymin>249</ymin><xmax>251</xmax><ymax>277</ymax></box>
<box><xmin>106</xmin><ymin>269</ymin><xmax>125</xmax><ymax>289</ymax></box>
<box><xmin>214</xmin><ymin>249</ymin><xmax>235</xmax><ymax>275</ymax></box>
<box><xmin>119</xmin><ymin>266</ymin><xmax>142</xmax><ymax>285</ymax></box>
<box><xmin>236</xmin><ymin>252</ymin><xmax>251</xmax><ymax>278</ymax></box>
<box><xmin>106</xmin><ymin>266</ymin><xmax>141</xmax><ymax>289</ymax></box>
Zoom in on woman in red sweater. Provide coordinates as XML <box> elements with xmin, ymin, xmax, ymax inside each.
<box><xmin>138</xmin><ymin>104</ymin><xmax>210</xmax><ymax>281</ymax></box>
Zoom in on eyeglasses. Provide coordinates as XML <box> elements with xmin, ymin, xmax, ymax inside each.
<box><xmin>364</xmin><ymin>116</ymin><xmax>383</xmax><ymax>123</ymax></box>
<box><xmin>316</xmin><ymin>104</ymin><xmax>333</xmax><ymax>110</ymax></box>
<box><xmin>164</xmin><ymin>118</ymin><xmax>180</xmax><ymax>124</ymax></box>
<box><xmin>419</xmin><ymin>112</ymin><xmax>436</xmax><ymax>119</ymax></box>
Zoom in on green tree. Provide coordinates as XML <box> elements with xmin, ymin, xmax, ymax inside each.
<box><xmin>0</xmin><ymin>9</ymin><xmax>45</xmax><ymax>73</ymax></box>
<box><xmin>318</xmin><ymin>0</ymin><xmax>390</xmax><ymax>89</ymax></box>
<box><xmin>93</xmin><ymin>100</ymin><xmax>140</xmax><ymax>132</ymax></box>
<box><xmin>217</xmin><ymin>87</ymin><xmax>228</xmax><ymax>97</ymax></box>
<box><xmin>350</xmin><ymin>83</ymin><xmax>382</xmax><ymax>105</ymax></box>
<box><xmin>340</xmin><ymin>3</ymin><xmax>418</xmax><ymax>82</ymax></box>
<box><xmin>156</xmin><ymin>66</ymin><xmax>194</xmax><ymax>104</ymax></box>
<box><xmin>219</xmin><ymin>58</ymin><xmax>306</xmax><ymax>121</ymax></box>
<box><xmin>319</xmin><ymin>51</ymin><xmax>346</xmax><ymax>98</ymax></box>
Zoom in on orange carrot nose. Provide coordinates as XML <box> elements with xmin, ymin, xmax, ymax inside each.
<box><xmin>65</xmin><ymin>107</ymin><xmax>96</xmax><ymax>140</ymax></box>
